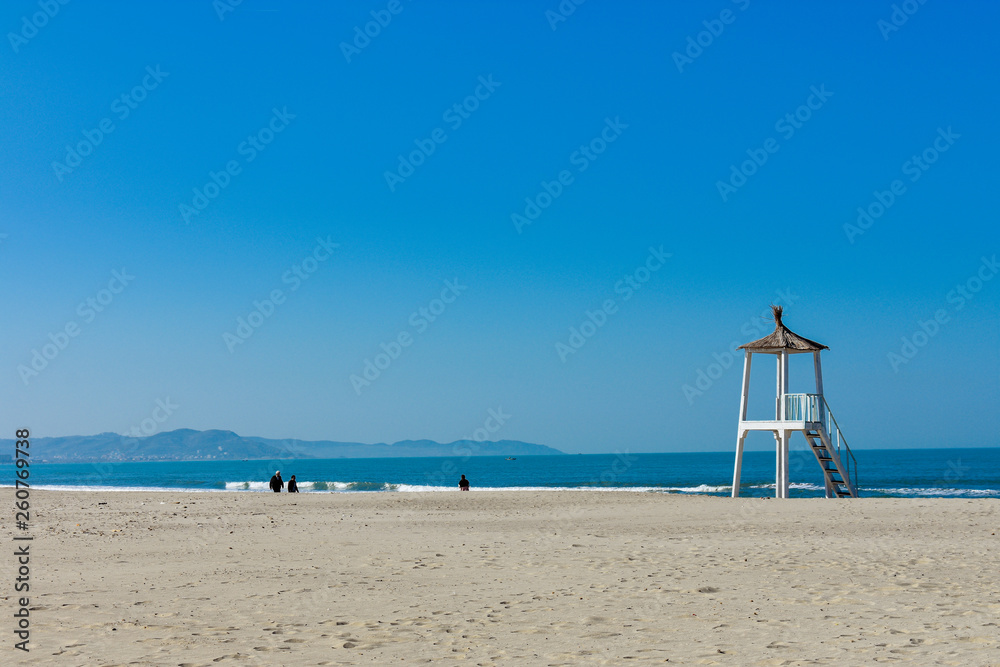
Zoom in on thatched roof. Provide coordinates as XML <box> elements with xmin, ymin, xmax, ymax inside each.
<box><xmin>737</xmin><ymin>306</ymin><xmax>828</xmax><ymax>352</ymax></box>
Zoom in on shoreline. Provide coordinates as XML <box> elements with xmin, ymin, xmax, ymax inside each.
<box><xmin>8</xmin><ymin>483</ymin><xmax>1000</xmax><ymax>498</ymax></box>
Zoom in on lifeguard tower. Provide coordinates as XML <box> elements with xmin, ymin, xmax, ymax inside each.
<box><xmin>731</xmin><ymin>306</ymin><xmax>858</xmax><ymax>499</ymax></box>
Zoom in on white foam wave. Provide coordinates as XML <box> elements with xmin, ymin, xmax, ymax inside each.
<box><xmin>10</xmin><ymin>481</ymin><xmax>999</xmax><ymax>499</ymax></box>
<box><xmin>27</xmin><ymin>485</ymin><xmax>228</xmax><ymax>493</ymax></box>
<box><xmin>746</xmin><ymin>482</ymin><xmax>826</xmax><ymax>491</ymax></box>
<box><xmin>790</xmin><ymin>482</ymin><xmax>826</xmax><ymax>491</ymax></box>
<box><xmin>220</xmin><ymin>481</ymin><xmax>702</xmax><ymax>493</ymax></box>
<box><xmin>866</xmin><ymin>487</ymin><xmax>1000</xmax><ymax>497</ymax></box>
<box><xmin>225</xmin><ymin>481</ymin><xmax>270</xmax><ymax>491</ymax></box>
<box><xmin>660</xmin><ymin>484</ymin><xmax>732</xmax><ymax>494</ymax></box>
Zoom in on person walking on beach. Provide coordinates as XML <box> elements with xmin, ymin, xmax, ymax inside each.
<box><xmin>287</xmin><ymin>475</ymin><xmax>299</xmax><ymax>493</ymax></box>
<box><xmin>459</xmin><ymin>474</ymin><xmax>470</xmax><ymax>491</ymax></box>
<box><xmin>269</xmin><ymin>471</ymin><xmax>284</xmax><ymax>492</ymax></box>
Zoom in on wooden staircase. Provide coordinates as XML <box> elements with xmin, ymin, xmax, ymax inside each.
<box><xmin>803</xmin><ymin>416</ymin><xmax>858</xmax><ymax>498</ymax></box>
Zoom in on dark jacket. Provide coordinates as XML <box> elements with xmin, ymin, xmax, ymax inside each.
<box><xmin>269</xmin><ymin>474</ymin><xmax>283</xmax><ymax>492</ymax></box>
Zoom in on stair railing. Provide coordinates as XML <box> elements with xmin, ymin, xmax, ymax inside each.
<box><xmin>781</xmin><ymin>393</ymin><xmax>859</xmax><ymax>496</ymax></box>
<box><xmin>820</xmin><ymin>396</ymin><xmax>858</xmax><ymax>496</ymax></box>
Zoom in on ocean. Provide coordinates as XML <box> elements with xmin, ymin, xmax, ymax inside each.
<box><xmin>7</xmin><ymin>447</ymin><xmax>1000</xmax><ymax>498</ymax></box>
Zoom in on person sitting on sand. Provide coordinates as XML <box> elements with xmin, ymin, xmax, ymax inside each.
<box><xmin>459</xmin><ymin>474</ymin><xmax>470</xmax><ymax>491</ymax></box>
<box><xmin>287</xmin><ymin>475</ymin><xmax>299</xmax><ymax>493</ymax></box>
<box><xmin>269</xmin><ymin>471</ymin><xmax>284</xmax><ymax>492</ymax></box>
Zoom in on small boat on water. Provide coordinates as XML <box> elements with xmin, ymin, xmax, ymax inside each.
<box><xmin>506</xmin><ymin>457</ymin><xmax>516</xmax><ymax>461</ymax></box>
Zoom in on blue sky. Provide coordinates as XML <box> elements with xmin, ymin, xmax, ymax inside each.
<box><xmin>2</xmin><ymin>0</ymin><xmax>998</xmax><ymax>453</ymax></box>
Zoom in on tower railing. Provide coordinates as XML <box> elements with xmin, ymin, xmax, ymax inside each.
<box><xmin>780</xmin><ymin>393</ymin><xmax>823</xmax><ymax>422</ymax></box>
<box><xmin>778</xmin><ymin>393</ymin><xmax>858</xmax><ymax>494</ymax></box>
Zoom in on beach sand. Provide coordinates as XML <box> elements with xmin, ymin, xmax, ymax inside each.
<box><xmin>10</xmin><ymin>491</ymin><xmax>999</xmax><ymax>665</ymax></box>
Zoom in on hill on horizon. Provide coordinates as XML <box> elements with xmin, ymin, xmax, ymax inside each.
<box><xmin>2</xmin><ymin>429</ymin><xmax>565</xmax><ymax>463</ymax></box>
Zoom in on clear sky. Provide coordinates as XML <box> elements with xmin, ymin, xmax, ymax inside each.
<box><xmin>2</xmin><ymin>0</ymin><xmax>998</xmax><ymax>453</ymax></box>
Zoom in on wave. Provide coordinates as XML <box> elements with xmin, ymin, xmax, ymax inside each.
<box><xmin>27</xmin><ymin>484</ymin><xmax>230</xmax><ymax>493</ymax></box>
<box><xmin>222</xmin><ymin>480</ymin><xmax>400</xmax><ymax>492</ymax></box>
<box><xmin>864</xmin><ymin>486</ymin><xmax>1000</xmax><ymax>498</ymax></box>
<box><xmin>207</xmin><ymin>481</ymin><xmax>734</xmax><ymax>494</ymax></box>
<box><xmin>11</xmin><ymin>481</ymin><xmax>1000</xmax><ymax>499</ymax></box>
<box><xmin>743</xmin><ymin>482</ymin><xmax>826</xmax><ymax>491</ymax></box>
<box><xmin>660</xmin><ymin>484</ymin><xmax>732</xmax><ymax>494</ymax></box>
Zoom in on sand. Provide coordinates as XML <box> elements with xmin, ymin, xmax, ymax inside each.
<box><xmin>9</xmin><ymin>491</ymin><xmax>1000</xmax><ymax>665</ymax></box>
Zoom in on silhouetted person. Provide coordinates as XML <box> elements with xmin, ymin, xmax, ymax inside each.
<box><xmin>287</xmin><ymin>475</ymin><xmax>299</xmax><ymax>493</ymax></box>
<box><xmin>269</xmin><ymin>471</ymin><xmax>283</xmax><ymax>492</ymax></box>
<box><xmin>459</xmin><ymin>475</ymin><xmax>470</xmax><ymax>491</ymax></box>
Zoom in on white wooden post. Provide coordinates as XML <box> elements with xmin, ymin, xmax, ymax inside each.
<box><xmin>781</xmin><ymin>350</ymin><xmax>790</xmax><ymax>407</ymax></box>
<box><xmin>732</xmin><ymin>432</ymin><xmax>746</xmax><ymax>498</ymax></box>
<box><xmin>732</xmin><ymin>351</ymin><xmax>752</xmax><ymax>498</ymax></box>
<box><xmin>813</xmin><ymin>351</ymin><xmax>824</xmax><ymax>398</ymax></box>
<box><xmin>781</xmin><ymin>429</ymin><xmax>791</xmax><ymax>498</ymax></box>
<box><xmin>780</xmin><ymin>351</ymin><xmax>790</xmax><ymax>498</ymax></box>
<box><xmin>775</xmin><ymin>353</ymin><xmax>782</xmax><ymax>420</ymax></box>
<box><xmin>774</xmin><ymin>431</ymin><xmax>783</xmax><ymax>498</ymax></box>
<box><xmin>813</xmin><ymin>351</ymin><xmax>825</xmax><ymax>431</ymax></box>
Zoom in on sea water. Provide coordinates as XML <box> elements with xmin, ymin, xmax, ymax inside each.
<box><xmin>6</xmin><ymin>448</ymin><xmax>999</xmax><ymax>498</ymax></box>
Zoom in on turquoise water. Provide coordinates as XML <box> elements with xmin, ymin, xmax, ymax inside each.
<box><xmin>6</xmin><ymin>448</ymin><xmax>1000</xmax><ymax>498</ymax></box>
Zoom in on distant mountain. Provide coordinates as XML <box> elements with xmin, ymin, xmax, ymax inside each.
<box><xmin>3</xmin><ymin>429</ymin><xmax>564</xmax><ymax>462</ymax></box>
